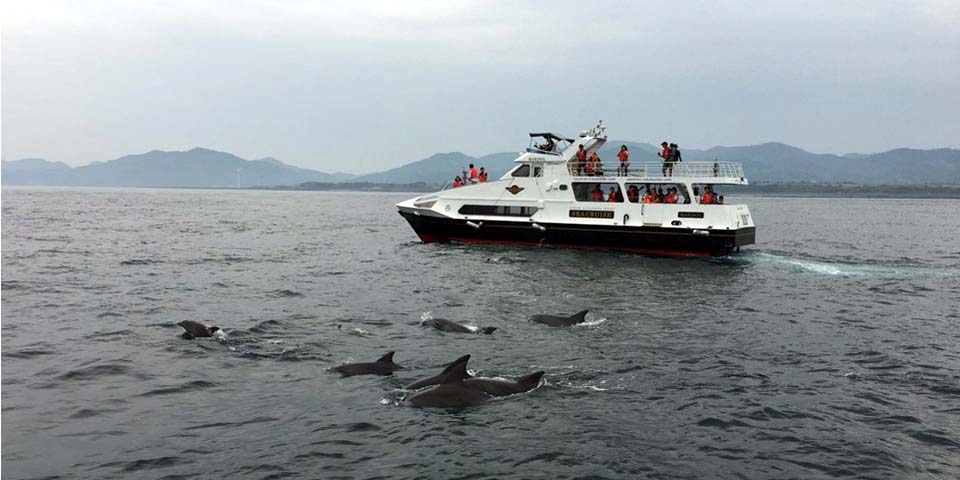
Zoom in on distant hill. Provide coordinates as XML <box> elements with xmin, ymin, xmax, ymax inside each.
<box><xmin>352</xmin><ymin>151</ymin><xmax>519</xmax><ymax>184</ymax></box>
<box><xmin>2</xmin><ymin>158</ymin><xmax>71</xmax><ymax>172</ymax></box>
<box><xmin>679</xmin><ymin>143</ymin><xmax>960</xmax><ymax>183</ymax></box>
<box><xmin>1</xmin><ymin>148</ymin><xmax>356</xmax><ymax>187</ymax></box>
<box><xmin>4</xmin><ymin>142</ymin><xmax>957</xmax><ymax>188</ymax></box>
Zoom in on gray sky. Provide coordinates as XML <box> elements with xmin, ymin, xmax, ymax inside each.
<box><xmin>3</xmin><ymin>0</ymin><xmax>958</xmax><ymax>173</ymax></box>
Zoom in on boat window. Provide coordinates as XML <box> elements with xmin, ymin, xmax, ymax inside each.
<box><xmin>511</xmin><ymin>164</ymin><xmax>531</xmax><ymax>177</ymax></box>
<box><xmin>692</xmin><ymin>184</ymin><xmax>723</xmax><ymax>205</ymax></box>
<box><xmin>533</xmin><ymin>166</ymin><xmax>543</xmax><ymax>177</ymax></box>
<box><xmin>572</xmin><ymin>182</ymin><xmax>623</xmax><ymax>203</ymax></box>
<box><xmin>458</xmin><ymin>205</ymin><xmax>539</xmax><ymax>217</ymax></box>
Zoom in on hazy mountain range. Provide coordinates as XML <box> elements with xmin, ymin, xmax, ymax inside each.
<box><xmin>3</xmin><ymin>142</ymin><xmax>959</xmax><ymax>187</ymax></box>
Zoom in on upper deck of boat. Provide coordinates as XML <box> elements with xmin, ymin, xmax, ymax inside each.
<box><xmin>513</xmin><ymin>155</ymin><xmax>749</xmax><ymax>185</ymax></box>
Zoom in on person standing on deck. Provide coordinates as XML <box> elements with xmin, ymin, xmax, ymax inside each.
<box><xmin>576</xmin><ymin>145</ymin><xmax>588</xmax><ymax>176</ymax></box>
<box><xmin>669</xmin><ymin>143</ymin><xmax>682</xmax><ymax>176</ymax></box>
<box><xmin>617</xmin><ymin>145</ymin><xmax>630</xmax><ymax>176</ymax></box>
<box><xmin>478</xmin><ymin>167</ymin><xmax>488</xmax><ymax>183</ymax></box>
<box><xmin>658</xmin><ymin>142</ymin><xmax>672</xmax><ymax>176</ymax></box>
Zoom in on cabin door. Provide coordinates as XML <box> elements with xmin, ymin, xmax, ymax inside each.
<box><xmin>641</xmin><ymin>204</ymin><xmax>667</xmax><ymax>227</ymax></box>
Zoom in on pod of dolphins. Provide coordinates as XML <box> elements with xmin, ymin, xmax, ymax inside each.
<box><xmin>176</xmin><ymin>309</ymin><xmax>592</xmax><ymax>409</ymax></box>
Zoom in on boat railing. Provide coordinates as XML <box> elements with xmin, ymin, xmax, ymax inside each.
<box><xmin>566</xmin><ymin>161</ymin><xmax>745</xmax><ymax>181</ymax></box>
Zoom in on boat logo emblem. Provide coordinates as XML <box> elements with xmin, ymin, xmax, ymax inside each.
<box><xmin>505</xmin><ymin>185</ymin><xmax>524</xmax><ymax>195</ymax></box>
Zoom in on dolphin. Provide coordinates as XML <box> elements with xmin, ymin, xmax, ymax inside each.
<box><xmin>407</xmin><ymin>356</ymin><xmax>493</xmax><ymax>408</ymax></box>
<box><xmin>404</xmin><ymin>354</ymin><xmax>473</xmax><ymax>391</ymax></box>
<box><xmin>529</xmin><ymin>310</ymin><xmax>589</xmax><ymax>327</ymax></box>
<box><xmin>331</xmin><ymin>351</ymin><xmax>404</xmax><ymax>377</ymax></box>
<box><xmin>422</xmin><ymin>318</ymin><xmax>496</xmax><ymax>335</ymax></box>
<box><xmin>464</xmin><ymin>371</ymin><xmax>545</xmax><ymax>397</ymax></box>
<box><xmin>177</xmin><ymin>320</ymin><xmax>221</xmax><ymax>339</ymax></box>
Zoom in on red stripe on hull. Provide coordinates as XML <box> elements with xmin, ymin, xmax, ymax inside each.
<box><xmin>421</xmin><ymin>235</ymin><xmax>713</xmax><ymax>258</ymax></box>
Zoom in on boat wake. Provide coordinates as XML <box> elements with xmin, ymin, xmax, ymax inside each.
<box><xmin>716</xmin><ymin>251</ymin><xmax>959</xmax><ymax>278</ymax></box>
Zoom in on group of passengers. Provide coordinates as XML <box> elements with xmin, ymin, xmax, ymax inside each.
<box><xmin>588</xmin><ymin>185</ymin><xmax>624</xmax><ymax>202</ymax></box>
<box><xmin>570</xmin><ymin>142</ymin><xmax>684</xmax><ymax>177</ymax></box>
<box><xmin>573</xmin><ymin>145</ymin><xmax>606</xmax><ymax>176</ymax></box>
<box><xmin>637</xmin><ymin>185</ymin><xmax>680</xmax><ymax>204</ymax></box>
<box><xmin>571</xmin><ymin>145</ymin><xmax>634</xmax><ymax>177</ymax></box>
<box><xmin>452</xmin><ymin>163</ymin><xmax>488</xmax><ymax>188</ymax></box>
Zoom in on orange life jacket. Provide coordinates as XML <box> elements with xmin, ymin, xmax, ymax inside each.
<box><xmin>618</xmin><ymin>150</ymin><xmax>629</xmax><ymax>162</ymax></box>
<box><xmin>479</xmin><ymin>171</ymin><xmax>488</xmax><ymax>182</ymax></box>
<box><xmin>702</xmin><ymin>192</ymin><xmax>714</xmax><ymax>204</ymax></box>
<box><xmin>453</xmin><ymin>179</ymin><xmax>463</xmax><ymax>188</ymax></box>
<box><xmin>577</xmin><ymin>150</ymin><xmax>587</xmax><ymax>162</ymax></box>
<box><xmin>642</xmin><ymin>194</ymin><xmax>653</xmax><ymax>204</ymax></box>
<box><xmin>469</xmin><ymin>168</ymin><xmax>478</xmax><ymax>180</ymax></box>
<box><xmin>592</xmin><ymin>190</ymin><xmax>604</xmax><ymax>201</ymax></box>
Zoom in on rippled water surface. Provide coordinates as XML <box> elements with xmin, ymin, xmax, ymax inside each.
<box><xmin>3</xmin><ymin>188</ymin><xmax>960</xmax><ymax>479</ymax></box>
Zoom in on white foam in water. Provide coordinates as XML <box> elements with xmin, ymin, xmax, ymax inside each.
<box><xmin>349</xmin><ymin>327</ymin><xmax>370</xmax><ymax>336</ymax></box>
<box><xmin>420</xmin><ymin>311</ymin><xmax>433</xmax><ymax>322</ymax></box>
<box><xmin>577</xmin><ymin>317</ymin><xmax>607</xmax><ymax>327</ymax></box>
<box><xmin>758</xmin><ymin>253</ymin><xmax>862</xmax><ymax>276</ymax></box>
<box><xmin>214</xmin><ymin>330</ymin><xmax>228</xmax><ymax>341</ymax></box>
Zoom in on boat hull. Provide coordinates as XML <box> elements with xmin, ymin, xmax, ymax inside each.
<box><xmin>399</xmin><ymin>210</ymin><xmax>755</xmax><ymax>257</ymax></box>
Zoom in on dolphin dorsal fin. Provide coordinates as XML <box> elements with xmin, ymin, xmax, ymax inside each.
<box><xmin>441</xmin><ymin>354</ymin><xmax>471</xmax><ymax>374</ymax></box>
<box><xmin>571</xmin><ymin>310</ymin><xmax>589</xmax><ymax>323</ymax></box>
<box><xmin>377</xmin><ymin>351</ymin><xmax>396</xmax><ymax>364</ymax></box>
<box><xmin>439</xmin><ymin>357</ymin><xmax>471</xmax><ymax>384</ymax></box>
<box><xmin>516</xmin><ymin>371</ymin><xmax>545</xmax><ymax>388</ymax></box>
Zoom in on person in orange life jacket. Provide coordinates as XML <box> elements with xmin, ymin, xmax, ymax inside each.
<box><xmin>666</xmin><ymin>187</ymin><xmax>678</xmax><ymax>204</ymax></box>
<box><xmin>584</xmin><ymin>156</ymin><xmax>596</xmax><ymax>175</ymax></box>
<box><xmin>589</xmin><ymin>152</ymin><xmax>602</xmax><ymax>176</ymax></box>
<box><xmin>627</xmin><ymin>185</ymin><xmax>640</xmax><ymax>203</ymax></box>
<box><xmin>617</xmin><ymin>145</ymin><xmax>629</xmax><ymax>176</ymax></box>
<box><xmin>591</xmin><ymin>185</ymin><xmax>604</xmax><ymax>201</ymax></box>
<box><xmin>468</xmin><ymin>164</ymin><xmax>478</xmax><ymax>183</ymax></box>
<box><xmin>478</xmin><ymin>167</ymin><xmax>488</xmax><ymax>183</ymax></box>
<box><xmin>607</xmin><ymin>187</ymin><xmax>618</xmax><ymax>202</ymax></box>
<box><xmin>576</xmin><ymin>145</ymin><xmax>587</xmax><ymax>175</ymax></box>
<box><xmin>658</xmin><ymin>141</ymin><xmax>672</xmax><ymax>176</ymax></box>
<box><xmin>702</xmin><ymin>186</ymin><xmax>715</xmax><ymax>204</ymax></box>
<box><xmin>657</xmin><ymin>188</ymin><xmax>665</xmax><ymax>203</ymax></box>
<box><xmin>453</xmin><ymin>176</ymin><xmax>464</xmax><ymax>188</ymax></box>
<box><xmin>642</xmin><ymin>189</ymin><xmax>654</xmax><ymax>204</ymax></box>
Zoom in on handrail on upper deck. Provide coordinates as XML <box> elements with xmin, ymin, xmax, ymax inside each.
<box><xmin>564</xmin><ymin>161</ymin><xmax>746</xmax><ymax>181</ymax></box>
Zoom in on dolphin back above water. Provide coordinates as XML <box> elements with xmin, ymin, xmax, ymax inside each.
<box><xmin>177</xmin><ymin>320</ymin><xmax>221</xmax><ymax>339</ymax></box>
<box><xmin>404</xmin><ymin>354</ymin><xmax>473</xmax><ymax>390</ymax></box>
<box><xmin>422</xmin><ymin>318</ymin><xmax>497</xmax><ymax>335</ymax></box>
<box><xmin>332</xmin><ymin>351</ymin><xmax>404</xmax><ymax>377</ymax></box>
<box><xmin>408</xmin><ymin>356</ymin><xmax>492</xmax><ymax>408</ymax></box>
<box><xmin>529</xmin><ymin>310</ymin><xmax>589</xmax><ymax>327</ymax></box>
<box><xmin>464</xmin><ymin>371</ymin><xmax>545</xmax><ymax>397</ymax></box>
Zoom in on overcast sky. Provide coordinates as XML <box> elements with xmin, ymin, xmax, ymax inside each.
<box><xmin>3</xmin><ymin>0</ymin><xmax>958</xmax><ymax>172</ymax></box>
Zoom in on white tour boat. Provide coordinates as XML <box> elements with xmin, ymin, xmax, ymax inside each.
<box><xmin>397</xmin><ymin>122</ymin><xmax>755</xmax><ymax>257</ymax></box>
